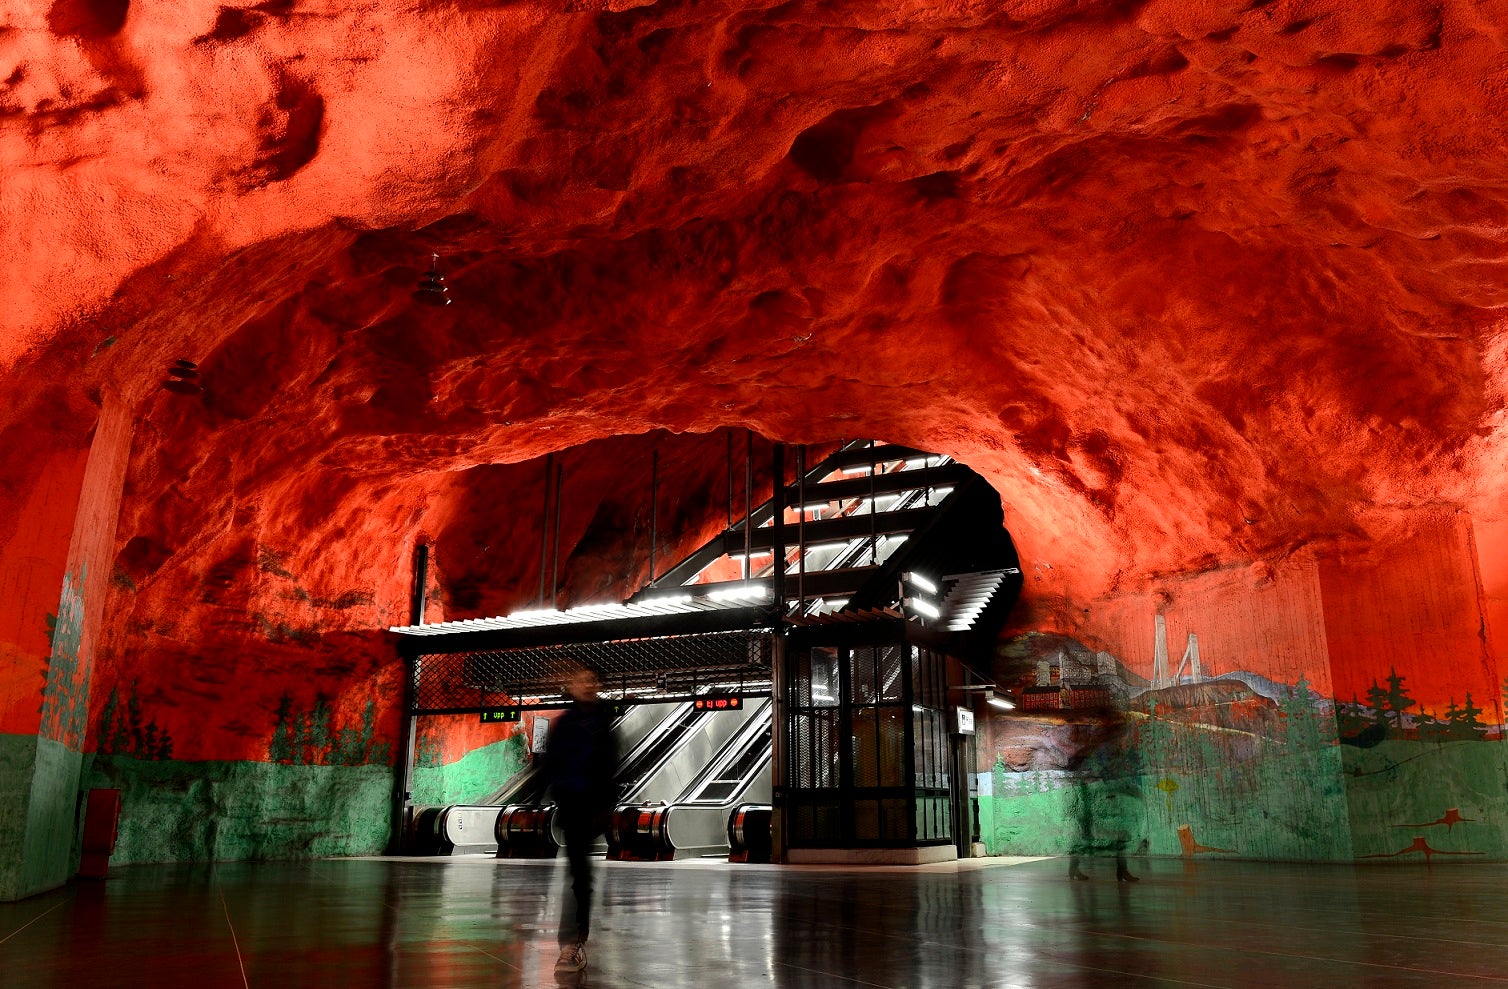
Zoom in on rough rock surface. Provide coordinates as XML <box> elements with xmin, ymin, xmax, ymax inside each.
<box><xmin>3</xmin><ymin>1</ymin><xmax>1507</xmax><ymax>758</ymax></box>
<box><xmin>81</xmin><ymin>752</ymin><xmax>392</xmax><ymax>863</ymax></box>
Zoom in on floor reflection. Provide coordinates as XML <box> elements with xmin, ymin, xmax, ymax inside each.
<box><xmin>1</xmin><ymin>856</ymin><xmax>1503</xmax><ymax>988</ymax></box>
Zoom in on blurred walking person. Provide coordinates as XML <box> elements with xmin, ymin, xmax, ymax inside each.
<box><xmin>543</xmin><ymin>663</ymin><xmax>619</xmax><ymax>973</ymax></box>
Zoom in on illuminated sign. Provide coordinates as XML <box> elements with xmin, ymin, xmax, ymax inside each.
<box><xmin>954</xmin><ymin>706</ymin><xmax>975</xmax><ymax>735</ymax></box>
<box><xmin>694</xmin><ymin>696</ymin><xmax>743</xmax><ymax>711</ymax></box>
<box><xmin>480</xmin><ymin>708</ymin><xmax>522</xmax><ymax>724</ymax></box>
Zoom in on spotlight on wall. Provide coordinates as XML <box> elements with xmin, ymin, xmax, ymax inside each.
<box><xmin>162</xmin><ymin>359</ymin><xmax>203</xmax><ymax>395</ymax></box>
<box><xmin>413</xmin><ymin>254</ymin><xmax>452</xmax><ymax>306</ymax></box>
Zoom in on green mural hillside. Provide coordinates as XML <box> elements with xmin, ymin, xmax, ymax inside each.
<box><xmin>1344</xmin><ymin>740</ymin><xmax>1508</xmax><ymax>860</ymax></box>
<box><xmin>980</xmin><ymin>712</ymin><xmax>1352</xmax><ymax>862</ymax></box>
<box><xmin>977</xmin><ymin>634</ymin><xmax>1449</xmax><ymax>864</ymax></box>
<box><xmin>411</xmin><ymin>734</ymin><xmax>529</xmax><ymax>807</ymax></box>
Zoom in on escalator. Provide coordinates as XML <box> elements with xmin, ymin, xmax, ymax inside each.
<box><xmin>610</xmin><ymin>699</ymin><xmax>773</xmax><ymax>860</ymax></box>
<box><xmin>487</xmin><ymin>700</ymin><xmax>669</xmax><ymax>806</ymax></box>
<box><xmin>600</xmin><ymin>697</ymin><xmax>761</xmax><ymax>857</ymax></box>
<box><xmin>425</xmin><ymin>702</ymin><xmax>681</xmax><ymax>855</ymax></box>
<box><xmin>495</xmin><ymin>695</ymin><xmax>757</xmax><ymax>857</ymax></box>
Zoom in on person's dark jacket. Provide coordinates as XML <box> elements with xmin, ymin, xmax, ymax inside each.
<box><xmin>542</xmin><ymin>702</ymin><xmax>619</xmax><ymax>813</ymax></box>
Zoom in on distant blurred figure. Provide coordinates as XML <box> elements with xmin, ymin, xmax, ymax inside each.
<box><xmin>1065</xmin><ymin>717</ymin><xmax>1144</xmax><ymax>883</ymax></box>
<box><xmin>544</xmin><ymin>664</ymin><xmax>619</xmax><ymax>973</ymax></box>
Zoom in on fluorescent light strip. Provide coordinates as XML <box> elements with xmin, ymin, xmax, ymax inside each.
<box><xmin>904</xmin><ymin>572</ymin><xmax>937</xmax><ymax>594</ymax></box>
<box><xmin>708</xmin><ymin>584</ymin><xmax>771</xmax><ymax>603</ymax></box>
<box><xmin>907</xmin><ymin>597</ymin><xmax>940</xmax><ymax>619</ymax></box>
<box><xmin>388</xmin><ymin>589</ymin><xmax>767</xmax><ymax>634</ymax></box>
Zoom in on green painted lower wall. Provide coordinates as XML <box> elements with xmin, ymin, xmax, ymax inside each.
<box><xmin>1344</xmin><ymin>740</ymin><xmax>1508</xmax><ymax>860</ymax></box>
<box><xmin>0</xmin><ymin>733</ymin><xmax>40</xmax><ymax>900</ymax></box>
<box><xmin>980</xmin><ymin>740</ymin><xmax>1353</xmax><ymax>862</ymax></box>
<box><xmin>0</xmin><ymin>734</ymin><xmax>525</xmax><ymax>880</ymax></box>
<box><xmin>979</xmin><ymin>686</ymin><xmax>1357</xmax><ymax>863</ymax></box>
<box><xmin>979</xmin><ymin>723</ymin><xmax>1508</xmax><ymax>863</ymax></box>
<box><xmin>1</xmin><ymin>732</ymin><xmax>87</xmax><ymax>901</ymax></box>
<box><xmin>411</xmin><ymin>734</ymin><xmax>528</xmax><ymax>807</ymax></box>
<box><xmin>20</xmin><ymin>737</ymin><xmax>84</xmax><ymax>895</ymax></box>
<box><xmin>80</xmin><ymin>753</ymin><xmax>394</xmax><ymax>865</ymax></box>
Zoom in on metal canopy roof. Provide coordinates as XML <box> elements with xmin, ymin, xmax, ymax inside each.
<box><xmin>389</xmin><ymin>593</ymin><xmax>778</xmax><ymax>657</ymax></box>
<box><xmin>390</xmin><ymin>586</ymin><xmax>769</xmax><ymax>637</ymax></box>
<box><xmin>938</xmin><ymin>569</ymin><xmax>1019</xmax><ymax>632</ymax></box>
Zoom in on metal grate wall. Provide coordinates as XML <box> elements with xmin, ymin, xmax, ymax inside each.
<box><xmin>411</xmin><ymin>629</ymin><xmax>774</xmax><ymax>713</ymax></box>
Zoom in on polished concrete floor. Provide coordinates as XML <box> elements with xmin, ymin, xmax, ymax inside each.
<box><xmin>2</xmin><ymin>855</ymin><xmax>1507</xmax><ymax>988</ymax></box>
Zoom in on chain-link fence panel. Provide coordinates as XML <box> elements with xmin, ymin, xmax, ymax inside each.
<box><xmin>412</xmin><ymin>628</ymin><xmax>774</xmax><ymax>713</ymax></box>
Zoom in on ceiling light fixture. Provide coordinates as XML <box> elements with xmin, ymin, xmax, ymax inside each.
<box><xmin>903</xmin><ymin>571</ymin><xmax>937</xmax><ymax>594</ymax></box>
<box><xmin>162</xmin><ymin>359</ymin><xmax>203</xmax><ymax>395</ymax></box>
<box><xmin>904</xmin><ymin>596</ymin><xmax>940</xmax><ymax>620</ymax></box>
<box><xmin>413</xmin><ymin>253</ymin><xmax>452</xmax><ymax>306</ymax></box>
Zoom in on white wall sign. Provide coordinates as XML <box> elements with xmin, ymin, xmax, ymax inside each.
<box><xmin>955</xmin><ymin>706</ymin><xmax>975</xmax><ymax>735</ymax></box>
<box><xmin>531</xmin><ymin>716</ymin><xmax>550</xmax><ymax>753</ymax></box>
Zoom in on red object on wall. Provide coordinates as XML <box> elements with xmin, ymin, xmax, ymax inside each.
<box><xmin>77</xmin><ymin>789</ymin><xmax>121</xmax><ymax>879</ymax></box>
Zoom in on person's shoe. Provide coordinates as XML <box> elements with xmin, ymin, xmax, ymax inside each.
<box><xmin>1116</xmin><ymin>870</ymin><xmax>1139</xmax><ymax>883</ymax></box>
<box><xmin>1068</xmin><ymin>868</ymin><xmax>1089</xmax><ymax>881</ymax></box>
<box><xmin>556</xmin><ymin>942</ymin><xmax>587</xmax><ymax>972</ymax></box>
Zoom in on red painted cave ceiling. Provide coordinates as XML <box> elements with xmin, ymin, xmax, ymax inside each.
<box><xmin>3</xmin><ymin>0</ymin><xmax>1508</xmax><ymax>630</ymax></box>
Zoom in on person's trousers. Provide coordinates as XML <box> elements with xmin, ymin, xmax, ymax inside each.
<box><xmin>557</xmin><ymin>801</ymin><xmax>600</xmax><ymax>945</ymax></box>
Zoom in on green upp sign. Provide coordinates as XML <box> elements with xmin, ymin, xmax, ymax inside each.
<box><xmin>480</xmin><ymin>708</ymin><xmax>522</xmax><ymax>724</ymax></box>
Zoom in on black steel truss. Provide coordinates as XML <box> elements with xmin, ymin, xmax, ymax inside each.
<box><xmin>398</xmin><ymin>440</ymin><xmax>1019</xmax><ymax>716</ymax></box>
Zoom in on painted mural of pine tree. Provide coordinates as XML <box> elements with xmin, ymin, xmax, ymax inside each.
<box><xmin>1365</xmin><ymin>681</ymin><xmax>1390</xmax><ymax>729</ymax></box>
<box><xmin>1383</xmin><ymin>668</ymin><xmax>1416</xmax><ymax>734</ymax></box>
<box><xmin>96</xmin><ymin>682</ymin><xmax>175</xmax><ymax>760</ymax></box>
<box><xmin>328</xmin><ymin>701</ymin><xmax>391</xmax><ymax>765</ymax></box>
<box><xmin>363</xmin><ymin>701</ymin><xmax>392</xmax><ymax>765</ymax></box>
<box><xmin>1363</xmin><ymin>668</ymin><xmax>1416</xmax><ymax>737</ymax></box>
<box><xmin>268</xmin><ymin>693</ymin><xmax>298</xmax><ymax>762</ymax></box>
<box><xmin>301</xmin><ymin>695</ymin><xmax>332</xmax><ymax>765</ymax></box>
<box><xmin>1279</xmin><ymin>676</ymin><xmax>1326</xmax><ymax>753</ymax></box>
<box><xmin>415</xmin><ymin>732</ymin><xmax>442</xmax><ymax>769</ymax></box>
<box><xmin>268</xmin><ymin>692</ymin><xmax>389</xmax><ymax>765</ymax></box>
<box><xmin>1448</xmin><ymin>693</ymin><xmax>1486</xmax><ymax>740</ymax></box>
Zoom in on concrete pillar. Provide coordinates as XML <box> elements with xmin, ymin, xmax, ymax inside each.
<box><xmin>0</xmin><ymin>397</ymin><xmax>131</xmax><ymax>900</ymax></box>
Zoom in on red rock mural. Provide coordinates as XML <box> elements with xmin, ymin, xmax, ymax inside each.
<box><xmin>82</xmin><ymin>428</ymin><xmax>770</xmax><ymax>766</ymax></box>
<box><xmin>2</xmin><ymin>0</ymin><xmax>1508</xmax><ymax>890</ymax></box>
